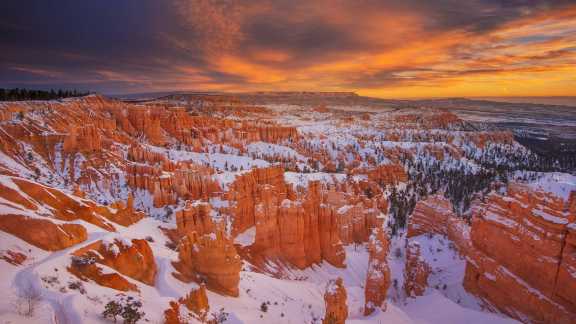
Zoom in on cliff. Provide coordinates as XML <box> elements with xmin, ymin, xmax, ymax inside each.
<box><xmin>464</xmin><ymin>183</ymin><xmax>576</xmax><ymax>323</ymax></box>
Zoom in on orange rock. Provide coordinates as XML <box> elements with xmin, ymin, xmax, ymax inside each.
<box><xmin>464</xmin><ymin>184</ymin><xmax>576</xmax><ymax>323</ymax></box>
<box><xmin>68</xmin><ymin>261</ymin><xmax>138</xmax><ymax>292</ymax></box>
<box><xmin>0</xmin><ymin>215</ymin><xmax>86</xmax><ymax>251</ymax></box>
<box><xmin>62</xmin><ymin>125</ymin><xmax>102</xmax><ymax>154</ymax></box>
<box><xmin>404</xmin><ymin>241</ymin><xmax>431</xmax><ymax>298</ymax></box>
<box><xmin>362</xmin><ymin>164</ymin><xmax>407</xmax><ymax>186</ymax></box>
<box><xmin>164</xmin><ymin>301</ymin><xmax>183</xmax><ymax>324</ymax></box>
<box><xmin>175</xmin><ymin>200</ymin><xmax>216</xmax><ymax>237</ymax></box>
<box><xmin>1</xmin><ymin>250</ymin><xmax>27</xmax><ymax>265</ymax></box>
<box><xmin>173</xmin><ymin>230</ymin><xmax>242</xmax><ymax>297</ymax></box>
<box><xmin>180</xmin><ymin>284</ymin><xmax>210</xmax><ymax>320</ymax></box>
<box><xmin>71</xmin><ymin>238</ymin><xmax>157</xmax><ymax>285</ymax></box>
<box><xmin>0</xmin><ymin>176</ymin><xmax>144</xmax><ymax>231</ymax></box>
<box><xmin>364</xmin><ymin>228</ymin><xmax>391</xmax><ymax>315</ymax></box>
<box><xmin>323</xmin><ymin>278</ymin><xmax>348</xmax><ymax>324</ymax></box>
<box><xmin>407</xmin><ymin>195</ymin><xmax>471</xmax><ymax>254</ymax></box>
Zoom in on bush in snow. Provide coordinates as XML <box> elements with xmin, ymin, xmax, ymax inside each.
<box><xmin>102</xmin><ymin>300</ymin><xmax>122</xmax><ymax>323</ymax></box>
<box><xmin>102</xmin><ymin>294</ymin><xmax>145</xmax><ymax>324</ymax></box>
<box><xmin>260</xmin><ymin>302</ymin><xmax>268</xmax><ymax>312</ymax></box>
<box><xmin>207</xmin><ymin>307</ymin><xmax>229</xmax><ymax>324</ymax></box>
<box><xmin>71</xmin><ymin>255</ymin><xmax>96</xmax><ymax>267</ymax></box>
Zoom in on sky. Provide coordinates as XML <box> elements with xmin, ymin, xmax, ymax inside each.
<box><xmin>1</xmin><ymin>0</ymin><xmax>576</xmax><ymax>98</ymax></box>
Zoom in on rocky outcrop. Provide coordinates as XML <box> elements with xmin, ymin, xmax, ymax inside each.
<box><xmin>173</xmin><ymin>230</ymin><xmax>242</xmax><ymax>297</ymax></box>
<box><xmin>363</xmin><ymin>164</ymin><xmax>407</xmax><ymax>186</ymax></box>
<box><xmin>407</xmin><ymin>195</ymin><xmax>471</xmax><ymax>254</ymax></box>
<box><xmin>71</xmin><ymin>238</ymin><xmax>157</xmax><ymax>286</ymax></box>
<box><xmin>164</xmin><ymin>284</ymin><xmax>210</xmax><ymax>324</ymax></box>
<box><xmin>68</xmin><ymin>258</ymin><xmax>138</xmax><ymax>292</ymax></box>
<box><xmin>1</xmin><ymin>250</ymin><xmax>27</xmax><ymax>266</ymax></box>
<box><xmin>464</xmin><ymin>184</ymin><xmax>576</xmax><ymax>323</ymax></box>
<box><xmin>0</xmin><ymin>215</ymin><xmax>87</xmax><ymax>250</ymax></box>
<box><xmin>404</xmin><ymin>241</ymin><xmax>431</xmax><ymax>298</ymax></box>
<box><xmin>323</xmin><ymin>278</ymin><xmax>348</xmax><ymax>324</ymax></box>
<box><xmin>126</xmin><ymin>163</ymin><xmax>220</xmax><ymax>208</ymax></box>
<box><xmin>180</xmin><ymin>284</ymin><xmax>210</xmax><ymax>319</ymax></box>
<box><xmin>230</xmin><ymin>167</ymin><xmax>389</xmax><ymax>271</ymax></box>
<box><xmin>175</xmin><ymin>201</ymin><xmax>217</xmax><ymax>237</ymax></box>
<box><xmin>0</xmin><ymin>176</ymin><xmax>143</xmax><ymax>232</ymax></box>
<box><xmin>62</xmin><ymin>125</ymin><xmax>102</xmax><ymax>154</ymax></box>
<box><xmin>227</xmin><ymin>166</ymin><xmax>290</xmax><ymax>235</ymax></box>
<box><xmin>364</xmin><ymin>228</ymin><xmax>391</xmax><ymax>315</ymax></box>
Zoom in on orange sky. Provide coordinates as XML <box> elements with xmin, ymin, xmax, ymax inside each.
<box><xmin>2</xmin><ymin>1</ymin><xmax>576</xmax><ymax>97</ymax></box>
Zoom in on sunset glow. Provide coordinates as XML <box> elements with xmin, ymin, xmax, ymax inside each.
<box><xmin>1</xmin><ymin>1</ymin><xmax>575</xmax><ymax>97</ymax></box>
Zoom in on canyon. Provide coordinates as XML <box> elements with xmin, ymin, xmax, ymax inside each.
<box><xmin>0</xmin><ymin>93</ymin><xmax>574</xmax><ymax>324</ymax></box>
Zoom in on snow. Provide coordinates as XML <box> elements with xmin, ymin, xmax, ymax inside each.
<box><xmin>5</xmin><ymin>97</ymin><xmax>571</xmax><ymax>324</ymax></box>
<box><xmin>147</xmin><ymin>145</ymin><xmax>270</xmax><ymax>172</ymax></box>
<box><xmin>525</xmin><ymin>172</ymin><xmax>576</xmax><ymax>201</ymax></box>
<box><xmin>234</xmin><ymin>227</ymin><xmax>256</xmax><ymax>247</ymax></box>
<box><xmin>284</xmin><ymin>171</ymin><xmax>347</xmax><ymax>188</ymax></box>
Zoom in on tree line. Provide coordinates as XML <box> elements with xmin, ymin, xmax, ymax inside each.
<box><xmin>0</xmin><ymin>88</ymin><xmax>90</xmax><ymax>101</ymax></box>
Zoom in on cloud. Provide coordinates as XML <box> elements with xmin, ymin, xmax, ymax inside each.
<box><xmin>1</xmin><ymin>0</ymin><xmax>575</xmax><ymax>96</ymax></box>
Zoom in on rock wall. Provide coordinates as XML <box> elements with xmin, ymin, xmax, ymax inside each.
<box><xmin>407</xmin><ymin>195</ymin><xmax>471</xmax><ymax>254</ymax></box>
<box><xmin>173</xmin><ymin>230</ymin><xmax>242</xmax><ymax>297</ymax></box>
<box><xmin>230</xmin><ymin>167</ymin><xmax>386</xmax><ymax>271</ymax></box>
<box><xmin>464</xmin><ymin>183</ymin><xmax>576</xmax><ymax>323</ymax></box>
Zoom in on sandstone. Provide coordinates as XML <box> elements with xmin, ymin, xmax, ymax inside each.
<box><xmin>364</xmin><ymin>228</ymin><xmax>391</xmax><ymax>315</ymax></box>
<box><xmin>464</xmin><ymin>183</ymin><xmax>576</xmax><ymax>323</ymax></box>
<box><xmin>180</xmin><ymin>284</ymin><xmax>210</xmax><ymax>320</ymax></box>
<box><xmin>323</xmin><ymin>277</ymin><xmax>348</xmax><ymax>324</ymax></box>
<box><xmin>173</xmin><ymin>230</ymin><xmax>242</xmax><ymax>297</ymax></box>
<box><xmin>72</xmin><ymin>238</ymin><xmax>157</xmax><ymax>285</ymax></box>
<box><xmin>0</xmin><ymin>215</ymin><xmax>87</xmax><ymax>250</ymax></box>
<box><xmin>68</xmin><ymin>261</ymin><xmax>138</xmax><ymax>292</ymax></box>
<box><xmin>407</xmin><ymin>195</ymin><xmax>471</xmax><ymax>254</ymax></box>
<box><xmin>1</xmin><ymin>250</ymin><xmax>27</xmax><ymax>266</ymax></box>
<box><xmin>404</xmin><ymin>241</ymin><xmax>431</xmax><ymax>298</ymax></box>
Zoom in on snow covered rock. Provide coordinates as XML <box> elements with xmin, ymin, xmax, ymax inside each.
<box><xmin>323</xmin><ymin>277</ymin><xmax>348</xmax><ymax>324</ymax></box>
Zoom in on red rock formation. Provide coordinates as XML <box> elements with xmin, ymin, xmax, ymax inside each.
<box><xmin>126</xmin><ymin>162</ymin><xmax>220</xmax><ymax>208</ymax></box>
<box><xmin>407</xmin><ymin>195</ymin><xmax>471</xmax><ymax>254</ymax></box>
<box><xmin>0</xmin><ymin>176</ymin><xmax>143</xmax><ymax>232</ymax></box>
<box><xmin>227</xmin><ymin>166</ymin><xmax>290</xmax><ymax>235</ymax></box>
<box><xmin>1</xmin><ymin>250</ymin><xmax>27</xmax><ymax>265</ymax></box>
<box><xmin>464</xmin><ymin>184</ymin><xmax>576</xmax><ymax>323</ymax></box>
<box><xmin>108</xmin><ymin>194</ymin><xmax>144</xmax><ymax>227</ymax></box>
<box><xmin>362</xmin><ymin>164</ymin><xmax>407</xmax><ymax>186</ymax></box>
<box><xmin>68</xmin><ymin>260</ymin><xmax>138</xmax><ymax>292</ymax></box>
<box><xmin>62</xmin><ymin>125</ymin><xmax>102</xmax><ymax>154</ymax></box>
<box><xmin>404</xmin><ymin>241</ymin><xmax>431</xmax><ymax>298</ymax></box>
<box><xmin>0</xmin><ymin>215</ymin><xmax>87</xmax><ymax>250</ymax></box>
<box><xmin>173</xmin><ymin>230</ymin><xmax>242</xmax><ymax>297</ymax></box>
<box><xmin>323</xmin><ymin>278</ymin><xmax>348</xmax><ymax>324</ymax></box>
<box><xmin>175</xmin><ymin>201</ymin><xmax>217</xmax><ymax>237</ymax></box>
<box><xmin>127</xmin><ymin>106</ymin><xmax>165</xmax><ymax>145</ymax></box>
<box><xmin>364</xmin><ymin>228</ymin><xmax>391</xmax><ymax>315</ymax></box>
<box><xmin>163</xmin><ymin>284</ymin><xmax>210</xmax><ymax>324</ymax></box>
<box><xmin>230</xmin><ymin>167</ymin><xmax>389</xmax><ymax>271</ymax></box>
<box><xmin>181</xmin><ymin>284</ymin><xmax>210</xmax><ymax>320</ymax></box>
<box><xmin>164</xmin><ymin>302</ymin><xmax>183</xmax><ymax>324</ymax></box>
<box><xmin>71</xmin><ymin>238</ymin><xmax>157</xmax><ymax>285</ymax></box>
